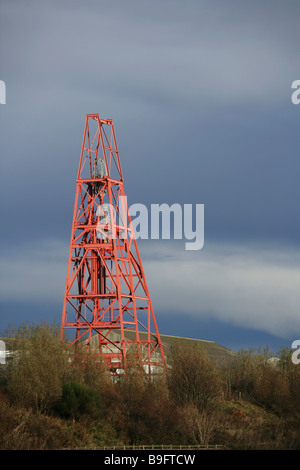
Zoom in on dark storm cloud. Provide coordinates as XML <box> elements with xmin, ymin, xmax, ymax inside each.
<box><xmin>0</xmin><ymin>1</ymin><xmax>299</xmax><ymax>340</ymax></box>
<box><xmin>1</xmin><ymin>0</ymin><xmax>299</xmax><ymax>246</ymax></box>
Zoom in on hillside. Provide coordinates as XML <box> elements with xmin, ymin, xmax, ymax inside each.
<box><xmin>0</xmin><ymin>323</ymin><xmax>299</xmax><ymax>450</ymax></box>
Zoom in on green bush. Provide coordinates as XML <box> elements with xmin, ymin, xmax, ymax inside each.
<box><xmin>56</xmin><ymin>381</ymin><xmax>102</xmax><ymax>421</ymax></box>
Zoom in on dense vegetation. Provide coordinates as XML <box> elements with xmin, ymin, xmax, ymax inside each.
<box><xmin>0</xmin><ymin>322</ymin><xmax>300</xmax><ymax>450</ymax></box>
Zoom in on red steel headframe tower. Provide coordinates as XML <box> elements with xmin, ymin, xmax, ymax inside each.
<box><xmin>61</xmin><ymin>114</ymin><xmax>166</xmax><ymax>374</ymax></box>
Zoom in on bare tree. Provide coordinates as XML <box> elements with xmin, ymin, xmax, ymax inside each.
<box><xmin>183</xmin><ymin>403</ymin><xmax>220</xmax><ymax>445</ymax></box>
<box><xmin>167</xmin><ymin>341</ymin><xmax>223</xmax><ymax>412</ymax></box>
<box><xmin>6</xmin><ymin>322</ymin><xmax>69</xmax><ymax>412</ymax></box>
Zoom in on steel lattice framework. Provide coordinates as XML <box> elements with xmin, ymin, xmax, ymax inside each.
<box><xmin>61</xmin><ymin>114</ymin><xmax>166</xmax><ymax>374</ymax></box>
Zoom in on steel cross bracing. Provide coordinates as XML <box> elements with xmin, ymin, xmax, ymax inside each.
<box><xmin>60</xmin><ymin>114</ymin><xmax>166</xmax><ymax>375</ymax></box>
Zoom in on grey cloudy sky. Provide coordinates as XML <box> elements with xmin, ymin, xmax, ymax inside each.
<box><xmin>0</xmin><ymin>0</ymin><xmax>299</xmax><ymax>351</ymax></box>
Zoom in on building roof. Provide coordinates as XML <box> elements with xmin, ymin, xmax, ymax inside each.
<box><xmin>1</xmin><ymin>331</ymin><xmax>237</xmax><ymax>368</ymax></box>
<box><xmin>158</xmin><ymin>332</ymin><xmax>236</xmax><ymax>366</ymax></box>
<box><xmin>87</xmin><ymin>329</ymin><xmax>236</xmax><ymax>367</ymax></box>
